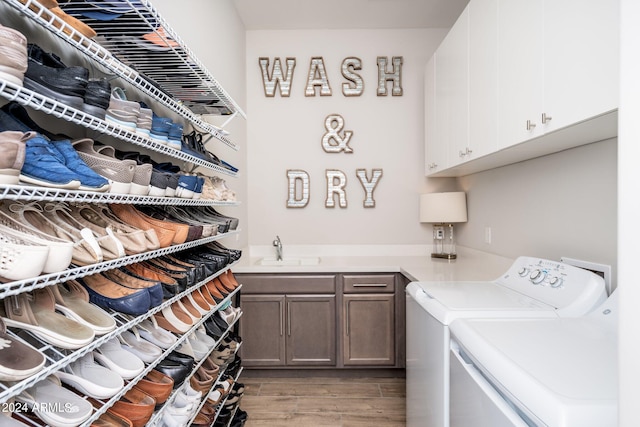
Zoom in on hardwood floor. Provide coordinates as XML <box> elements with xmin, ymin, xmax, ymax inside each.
<box><xmin>239</xmin><ymin>374</ymin><xmax>406</xmax><ymax>426</ymax></box>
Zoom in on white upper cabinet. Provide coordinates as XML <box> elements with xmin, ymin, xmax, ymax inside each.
<box><xmin>497</xmin><ymin>0</ymin><xmax>544</xmax><ymax>148</ymax></box>
<box><xmin>542</xmin><ymin>0</ymin><xmax>619</xmax><ymax>132</ymax></box>
<box><xmin>426</xmin><ymin>0</ymin><xmax>619</xmax><ymax>177</ymax></box>
<box><xmin>468</xmin><ymin>0</ymin><xmax>499</xmax><ymax>159</ymax></box>
<box><xmin>425</xmin><ymin>56</ymin><xmax>447</xmax><ymax>174</ymax></box>
<box><xmin>438</xmin><ymin>6</ymin><xmax>470</xmax><ymax>168</ymax></box>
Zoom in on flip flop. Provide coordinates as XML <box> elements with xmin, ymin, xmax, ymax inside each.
<box><xmin>16</xmin><ymin>375</ymin><xmax>93</xmax><ymax>427</ymax></box>
<box><xmin>51</xmin><ymin>281</ymin><xmax>116</xmax><ymax>335</ymax></box>
<box><xmin>0</xmin><ymin>318</ymin><xmax>45</xmax><ymax>381</ymax></box>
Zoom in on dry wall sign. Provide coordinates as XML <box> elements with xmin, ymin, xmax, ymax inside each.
<box><xmin>259</xmin><ymin>56</ymin><xmax>402</xmax><ymax>209</ymax></box>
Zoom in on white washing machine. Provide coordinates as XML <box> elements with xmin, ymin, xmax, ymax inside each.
<box><xmin>449</xmin><ymin>290</ymin><xmax>617</xmax><ymax>427</ymax></box>
<box><xmin>405</xmin><ymin>256</ymin><xmax>607</xmax><ymax>427</ymax></box>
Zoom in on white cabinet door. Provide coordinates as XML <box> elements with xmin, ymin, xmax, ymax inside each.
<box><xmin>425</xmin><ymin>56</ymin><xmax>447</xmax><ymax>174</ymax></box>
<box><xmin>468</xmin><ymin>0</ymin><xmax>498</xmax><ymax>160</ymax></box>
<box><xmin>437</xmin><ymin>6</ymin><xmax>469</xmax><ymax>168</ymax></box>
<box><xmin>542</xmin><ymin>0</ymin><xmax>619</xmax><ymax>132</ymax></box>
<box><xmin>497</xmin><ymin>0</ymin><xmax>544</xmax><ymax>149</ymax></box>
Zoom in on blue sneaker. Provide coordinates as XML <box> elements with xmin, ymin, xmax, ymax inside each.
<box><xmin>193</xmin><ymin>176</ymin><xmax>204</xmax><ymax>199</ymax></box>
<box><xmin>149</xmin><ymin>112</ymin><xmax>170</xmax><ymax>145</ymax></box>
<box><xmin>175</xmin><ymin>175</ymin><xmax>198</xmax><ymax>199</ymax></box>
<box><xmin>50</xmin><ymin>139</ymin><xmax>110</xmax><ymax>192</ymax></box>
<box><xmin>20</xmin><ymin>135</ymin><xmax>82</xmax><ymax>189</ymax></box>
<box><xmin>167</xmin><ymin>122</ymin><xmax>183</xmax><ymax>151</ymax></box>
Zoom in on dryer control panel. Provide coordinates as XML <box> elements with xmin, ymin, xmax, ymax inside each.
<box><xmin>497</xmin><ymin>257</ymin><xmax>607</xmax><ymax>317</ymax></box>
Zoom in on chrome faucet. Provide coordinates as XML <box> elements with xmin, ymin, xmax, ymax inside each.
<box><xmin>273</xmin><ymin>235</ymin><xmax>283</xmax><ymax>261</ymax></box>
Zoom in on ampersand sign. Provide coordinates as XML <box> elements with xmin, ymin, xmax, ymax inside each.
<box><xmin>321</xmin><ymin>114</ymin><xmax>354</xmax><ymax>154</ymax></box>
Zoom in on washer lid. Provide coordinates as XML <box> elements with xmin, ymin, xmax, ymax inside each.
<box><xmin>407</xmin><ymin>281</ymin><xmax>557</xmax><ymax>324</ymax></box>
<box><xmin>451</xmin><ymin>315</ymin><xmax>617</xmax><ymax>427</ymax></box>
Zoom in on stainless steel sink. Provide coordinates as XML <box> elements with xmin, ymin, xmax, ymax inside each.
<box><xmin>258</xmin><ymin>257</ymin><xmax>321</xmax><ymax>266</ymax></box>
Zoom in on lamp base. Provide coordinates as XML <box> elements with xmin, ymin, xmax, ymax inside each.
<box><xmin>431</xmin><ymin>252</ymin><xmax>457</xmax><ymax>260</ymax></box>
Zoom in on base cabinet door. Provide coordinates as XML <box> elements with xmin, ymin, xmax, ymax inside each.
<box><xmin>239</xmin><ymin>295</ymin><xmax>286</xmax><ymax>366</ymax></box>
<box><xmin>343</xmin><ymin>294</ymin><xmax>395</xmax><ymax>366</ymax></box>
<box><xmin>287</xmin><ymin>295</ymin><xmax>336</xmax><ymax>366</ymax></box>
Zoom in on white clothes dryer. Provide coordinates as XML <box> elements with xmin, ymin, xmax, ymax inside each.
<box><xmin>448</xmin><ymin>290</ymin><xmax>618</xmax><ymax>427</ymax></box>
<box><xmin>405</xmin><ymin>256</ymin><xmax>607</xmax><ymax>427</ymax></box>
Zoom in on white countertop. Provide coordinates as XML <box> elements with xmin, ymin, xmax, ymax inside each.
<box><xmin>232</xmin><ymin>246</ymin><xmax>514</xmax><ymax>282</ymax></box>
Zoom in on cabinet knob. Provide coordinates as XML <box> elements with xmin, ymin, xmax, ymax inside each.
<box><xmin>541</xmin><ymin>113</ymin><xmax>553</xmax><ymax>124</ymax></box>
<box><xmin>526</xmin><ymin>120</ymin><xmax>536</xmax><ymax>131</ymax></box>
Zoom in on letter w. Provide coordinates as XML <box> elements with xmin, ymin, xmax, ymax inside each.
<box><xmin>259</xmin><ymin>57</ymin><xmax>296</xmax><ymax>97</ymax></box>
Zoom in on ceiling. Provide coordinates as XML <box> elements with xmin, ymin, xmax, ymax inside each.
<box><xmin>232</xmin><ymin>0</ymin><xmax>469</xmax><ymax>30</ymax></box>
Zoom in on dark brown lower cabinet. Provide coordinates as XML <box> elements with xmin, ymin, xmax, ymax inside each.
<box><xmin>343</xmin><ymin>293</ymin><xmax>395</xmax><ymax>366</ymax></box>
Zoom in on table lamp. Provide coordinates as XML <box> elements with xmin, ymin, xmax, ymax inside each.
<box><xmin>420</xmin><ymin>192</ymin><xmax>468</xmax><ymax>259</ymax></box>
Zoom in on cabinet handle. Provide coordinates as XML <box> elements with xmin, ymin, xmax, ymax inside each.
<box><xmin>345</xmin><ymin>302</ymin><xmax>350</xmax><ymax>337</ymax></box>
<box><xmin>287</xmin><ymin>301</ymin><xmax>291</xmax><ymax>336</ymax></box>
<box><xmin>459</xmin><ymin>150</ymin><xmax>466</xmax><ymax>158</ymax></box>
<box><xmin>352</xmin><ymin>283</ymin><xmax>388</xmax><ymax>287</ymax></box>
<box><xmin>526</xmin><ymin>120</ymin><xmax>536</xmax><ymax>131</ymax></box>
<box><xmin>541</xmin><ymin>113</ymin><xmax>552</xmax><ymax>124</ymax></box>
<box><xmin>280</xmin><ymin>300</ymin><xmax>284</xmax><ymax>336</ymax></box>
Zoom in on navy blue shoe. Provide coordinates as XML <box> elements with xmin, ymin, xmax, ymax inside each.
<box><xmin>175</xmin><ymin>175</ymin><xmax>198</xmax><ymax>199</ymax></box>
<box><xmin>20</xmin><ymin>134</ymin><xmax>82</xmax><ymax>189</ymax></box>
<box><xmin>78</xmin><ymin>275</ymin><xmax>151</xmax><ymax>316</ymax></box>
<box><xmin>50</xmin><ymin>139</ymin><xmax>110</xmax><ymax>192</ymax></box>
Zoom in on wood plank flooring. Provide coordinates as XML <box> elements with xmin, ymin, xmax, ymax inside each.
<box><xmin>239</xmin><ymin>375</ymin><xmax>406</xmax><ymax>426</ymax></box>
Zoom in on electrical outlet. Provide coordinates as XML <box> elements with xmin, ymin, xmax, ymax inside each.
<box><xmin>484</xmin><ymin>227</ymin><xmax>492</xmax><ymax>244</ymax></box>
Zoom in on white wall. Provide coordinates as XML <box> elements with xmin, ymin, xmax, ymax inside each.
<box><xmin>455</xmin><ymin>138</ymin><xmax>618</xmax><ymax>287</ymax></box>
<box><xmin>245</xmin><ymin>28</ymin><xmax>450</xmax><ymax>250</ymax></box>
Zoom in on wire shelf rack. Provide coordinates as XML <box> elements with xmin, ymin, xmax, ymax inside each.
<box><xmin>0</xmin><ymin>183</ymin><xmax>241</xmax><ymax>206</ymax></box>
<box><xmin>0</xmin><ymin>228</ymin><xmax>240</xmax><ymax>298</ymax></box>
<box><xmin>1</xmin><ymin>0</ymin><xmax>244</xmax><ymax>150</ymax></box>
<box><xmin>0</xmin><ymin>79</ymin><xmax>240</xmax><ymax>174</ymax></box>
<box><xmin>4</xmin><ymin>278</ymin><xmax>242</xmax><ymax>425</ymax></box>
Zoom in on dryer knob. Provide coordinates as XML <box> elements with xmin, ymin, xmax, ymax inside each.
<box><xmin>518</xmin><ymin>267</ymin><xmax>529</xmax><ymax>277</ymax></box>
<box><xmin>549</xmin><ymin>276</ymin><xmax>563</xmax><ymax>288</ymax></box>
<box><xmin>530</xmin><ymin>269</ymin><xmax>546</xmax><ymax>284</ymax></box>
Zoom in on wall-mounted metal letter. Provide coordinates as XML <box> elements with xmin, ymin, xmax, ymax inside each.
<box><xmin>305</xmin><ymin>57</ymin><xmax>332</xmax><ymax>97</ymax></box>
<box><xmin>342</xmin><ymin>57</ymin><xmax>364</xmax><ymax>97</ymax></box>
<box><xmin>356</xmin><ymin>168</ymin><xmax>383</xmax><ymax>208</ymax></box>
<box><xmin>286</xmin><ymin>169</ymin><xmax>310</xmax><ymax>208</ymax></box>
<box><xmin>259</xmin><ymin>57</ymin><xmax>296</xmax><ymax>97</ymax></box>
<box><xmin>377</xmin><ymin>56</ymin><xmax>403</xmax><ymax>96</ymax></box>
<box><xmin>325</xmin><ymin>169</ymin><xmax>348</xmax><ymax>208</ymax></box>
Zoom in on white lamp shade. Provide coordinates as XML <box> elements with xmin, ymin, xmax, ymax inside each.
<box><xmin>420</xmin><ymin>192</ymin><xmax>468</xmax><ymax>223</ymax></box>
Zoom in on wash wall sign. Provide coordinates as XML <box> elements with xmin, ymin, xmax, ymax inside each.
<box><xmin>258</xmin><ymin>56</ymin><xmax>402</xmax><ymax>209</ymax></box>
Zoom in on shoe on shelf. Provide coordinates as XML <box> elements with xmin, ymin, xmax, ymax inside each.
<box><xmin>0</xmin><ymin>287</ymin><xmax>95</xmax><ymax>349</ymax></box>
<box><xmin>16</xmin><ymin>376</ymin><xmax>93</xmax><ymax>427</ymax></box>
<box><xmin>23</xmin><ymin>44</ymin><xmax>89</xmax><ymax>109</ymax></box>
<box><xmin>0</xmin><ymin>317</ymin><xmax>45</xmax><ymax>381</ymax></box>
<box><xmin>20</xmin><ymin>133</ymin><xmax>82</xmax><ymax>189</ymax></box>
<box><xmin>119</xmin><ymin>329</ymin><xmax>163</xmax><ymax>364</ymax></box>
<box><xmin>57</xmin><ymin>352</ymin><xmax>124</xmax><ymax>400</ymax></box>
<box><xmin>83</xmin><ymin>78</ymin><xmax>111</xmax><ymax>119</ymax></box>
<box><xmin>135</xmin><ymin>369</ymin><xmax>174</xmax><ymax>407</ymax></box>
<box><xmin>136</xmin><ymin>105</ymin><xmax>152</xmax><ymax>138</ymax></box>
<box><xmin>52</xmin><ymin>281</ymin><xmax>116</xmax><ymax>335</ymax></box>
<box><xmin>0</xmin><ymin>200</ymin><xmax>101</xmax><ymax>267</ymax></box>
<box><xmin>94</xmin><ymin>338</ymin><xmax>144</xmax><ymax>380</ymax></box>
<box><xmin>78</xmin><ymin>273</ymin><xmax>152</xmax><ymax>316</ymax></box>
<box><xmin>0</xmin><ymin>24</ymin><xmax>28</xmax><ymax>87</ymax></box>
<box><xmin>101</xmin><ymin>268</ymin><xmax>163</xmax><ymax>308</ymax></box>
<box><xmin>105</xmin><ymin>87</ymin><xmax>140</xmax><ymax>132</ymax></box>
<box><xmin>0</xmin><ymin>131</ymin><xmax>27</xmax><ymax>185</ymax></box>
<box><xmin>135</xmin><ymin>316</ymin><xmax>177</xmax><ymax>349</ymax></box>
<box><xmin>0</xmin><ymin>224</ymin><xmax>49</xmax><ymax>281</ymax></box>
<box><xmin>72</xmin><ymin>138</ymin><xmax>135</xmax><ymax>194</ymax></box>
<box><xmin>95</xmin><ymin>143</ymin><xmax>150</xmax><ymax>195</ymax></box>
<box><xmin>50</xmin><ymin>138</ymin><xmax>111</xmax><ymax>192</ymax></box>
<box><xmin>110</xmin><ymin>387</ymin><xmax>156</xmax><ymax>427</ymax></box>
